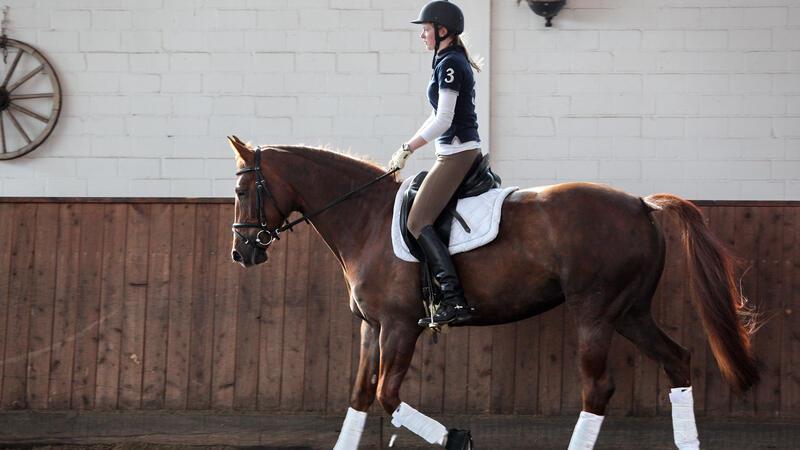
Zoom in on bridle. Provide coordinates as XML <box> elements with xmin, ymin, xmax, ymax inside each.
<box><xmin>232</xmin><ymin>148</ymin><xmax>291</xmax><ymax>249</ymax></box>
<box><xmin>231</xmin><ymin>146</ymin><xmax>398</xmax><ymax>251</ymax></box>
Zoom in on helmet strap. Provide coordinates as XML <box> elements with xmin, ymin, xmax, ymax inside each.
<box><xmin>432</xmin><ymin>24</ymin><xmax>441</xmax><ymax>69</ymax></box>
<box><xmin>432</xmin><ymin>23</ymin><xmax>452</xmax><ymax>69</ymax></box>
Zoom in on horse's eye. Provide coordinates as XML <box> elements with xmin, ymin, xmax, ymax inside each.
<box><xmin>236</xmin><ymin>191</ymin><xmax>245</xmax><ymax>197</ymax></box>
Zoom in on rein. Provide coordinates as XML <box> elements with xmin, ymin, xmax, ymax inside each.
<box><xmin>232</xmin><ymin>147</ymin><xmax>398</xmax><ymax>249</ymax></box>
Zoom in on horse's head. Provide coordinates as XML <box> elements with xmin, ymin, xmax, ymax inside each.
<box><xmin>228</xmin><ymin>135</ymin><xmax>294</xmax><ymax>267</ymax></box>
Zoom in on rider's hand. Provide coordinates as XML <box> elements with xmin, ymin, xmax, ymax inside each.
<box><xmin>389</xmin><ymin>144</ymin><xmax>412</xmax><ymax>171</ymax></box>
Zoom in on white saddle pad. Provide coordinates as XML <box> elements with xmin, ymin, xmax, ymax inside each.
<box><xmin>391</xmin><ymin>175</ymin><xmax>518</xmax><ymax>262</ymax></box>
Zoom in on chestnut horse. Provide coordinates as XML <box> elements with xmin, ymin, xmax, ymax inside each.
<box><xmin>227</xmin><ymin>136</ymin><xmax>758</xmax><ymax>449</ymax></box>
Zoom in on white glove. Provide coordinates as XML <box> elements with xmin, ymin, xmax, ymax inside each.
<box><xmin>389</xmin><ymin>145</ymin><xmax>412</xmax><ymax>170</ymax></box>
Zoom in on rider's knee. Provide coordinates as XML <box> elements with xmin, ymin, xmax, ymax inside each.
<box><xmin>406</xmin><ymin>216</ymin><xmax>426</xmax><ymax>238</ymax></box>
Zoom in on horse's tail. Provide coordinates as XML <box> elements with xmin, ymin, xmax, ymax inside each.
<box><xmin>643</xmin><ymin>193</ymin><xmax>759</xmax><ymax>392</ymax></box>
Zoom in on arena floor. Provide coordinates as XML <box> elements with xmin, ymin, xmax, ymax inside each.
<box><xmin>2</xmin><ymin>411</ymin><xmax>798</xmax><ymax>449</ymax></box>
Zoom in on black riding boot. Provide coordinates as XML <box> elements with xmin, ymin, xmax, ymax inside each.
<box><xmin>416</xmin><ymin>226</ymin><xmax>472</xmax><ymax>327</ymax></box>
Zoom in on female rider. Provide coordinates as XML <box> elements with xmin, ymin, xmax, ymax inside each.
<box><xmin>389</xmin><ymin>0</ymin><xmax>484</xmax><ymax>327</ymax></box>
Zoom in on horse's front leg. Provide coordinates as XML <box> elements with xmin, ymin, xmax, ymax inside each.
<box><xmin>376</xmin><ymin>323</ymin><xmax>471</xmax><ymax>449</ymax></box>
<box><xmin>333</xmin><ymin>321</ymin><xmax>380</xmax><ymax>450</ymax></box>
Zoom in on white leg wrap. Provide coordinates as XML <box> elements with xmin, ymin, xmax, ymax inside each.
<box><xmin>333</xmin><ymin>407</ymin><xmax>368</xmax><ymax>450</ymax></box>
<box><xmin>391</xmin><ymin>402</ymin><xmax>448</xmax><ymax>445</ymax></box>
<box><xmin>568</xmin><ymin>411</ymin><xmax>605</xmax><ymax>450</ymax></box>
<box><xmin>669</xmin><ymin>387</ymin><xmax>700</xmax><ymax>450</ymax></box>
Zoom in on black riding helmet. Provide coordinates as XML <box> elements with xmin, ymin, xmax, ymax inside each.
<box><xmin>411</xmin><ymin>1</ymin><xmax>465</xmax><ymax>68</ymax></box>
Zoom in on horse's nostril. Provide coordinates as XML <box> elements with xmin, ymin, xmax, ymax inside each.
<box><xmin>232</xmin><ymin>250</ymin><xmax>242</xmax><ymax>262</ymax></box>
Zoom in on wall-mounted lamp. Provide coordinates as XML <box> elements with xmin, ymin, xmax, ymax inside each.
<box><xmin>518</xmin><ymin>0</ymin><xmax>566</xmax><ymax>27</ymax></box>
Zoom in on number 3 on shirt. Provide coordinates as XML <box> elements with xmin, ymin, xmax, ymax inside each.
<box><xmin>444</xmin><ymin>68</ymin><xmax>455</xmax><ymax>84</ymax></box>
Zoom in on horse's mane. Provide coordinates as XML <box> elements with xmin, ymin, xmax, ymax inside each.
<box><xmin>247</xmin><ymin>142</ymin><xmax>392</xmax><ymax>180</ymax></box>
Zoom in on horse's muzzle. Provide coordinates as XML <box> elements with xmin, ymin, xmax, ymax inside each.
<box><xmin>232</xmin><ymin>247</ymin><xmax>268</xmax><ymax>267</ymax></box>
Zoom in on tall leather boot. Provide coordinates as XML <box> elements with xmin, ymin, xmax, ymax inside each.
<box><xmin>416</xmin><ymin>225</ymin><xmax>472</xmax><ymax>327</ymax></box>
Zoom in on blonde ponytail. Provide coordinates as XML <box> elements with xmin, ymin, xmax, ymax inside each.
<box><xmin>455</xmin><ymin>35</ymin><xmax>483</xmax><ymax>73</ymax></box>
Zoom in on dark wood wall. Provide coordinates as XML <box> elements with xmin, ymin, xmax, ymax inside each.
<box><xmin>0</xmin><ymin>199</ymin><xmax>798</xmax><ymax>418</ymax></box>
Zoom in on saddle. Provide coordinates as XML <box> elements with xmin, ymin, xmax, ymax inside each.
<box><xmin>399</xmin><ymin>153</ymin><xmax>501</xmax><ymax>260</ymax></box>
<box><xmin>398</xmin><ymin>154</ymin><xmax>501</xmax><ymax>318</ymax></box>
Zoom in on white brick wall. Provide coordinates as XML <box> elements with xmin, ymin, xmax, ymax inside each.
<box><xmin>492</xmin><ymin>0</ymin><xmax>800</xmax><ymax>199</ymax></box>
<box><xmin>0</xmin><ymin>0</ymin><xmax>798</xmax><ymax>200</ymax></box>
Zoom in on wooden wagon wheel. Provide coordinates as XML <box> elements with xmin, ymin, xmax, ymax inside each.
<box><xmin>0</xmin><ymin>38</ymin><xmax>62</xmax><ymax>160</ymax></box>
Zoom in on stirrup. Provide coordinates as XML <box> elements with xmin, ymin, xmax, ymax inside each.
<box><xmin>418</xmin><ymin>303</ymin><xmax>473</xmax><ymax>328</ymax></box>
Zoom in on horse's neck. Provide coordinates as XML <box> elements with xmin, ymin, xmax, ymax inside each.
<box><xmin>277</xmin><ymin>149</ymin><xmax>396</xmax><ymax>263</ymax></box>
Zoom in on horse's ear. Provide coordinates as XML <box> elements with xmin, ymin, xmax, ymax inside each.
<box><xmin>228</xmin><ymin>135</ymin><xmax>252</xmax><ymax>165</ymax></box>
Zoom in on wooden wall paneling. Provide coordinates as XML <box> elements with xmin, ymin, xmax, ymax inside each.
<box><xmin>781</xmin><ymin>206</ymin><xmax>799</xmax><ymax>416</ymax></box>
<box><xmin>0</xmin><ymin>204</ymin><xmax>14</xmax><ymax>404</ymax></box>
<box><xmin>187</xmin><ymin>205</ymin><xmax>219</xmax><ymax>409</ymax></box>
<box><xmin>490</xmin><ymin>323</ymin><xmax>516</xmax><ymax>414</ymax></box>
<box><xmin>536</xmin><ymin>307</ymin><xmax>563</xmax><ymax>415</ymax></box>
<box><xmin>164</xmin><ymin>204</ymin><xmax>197</xmax><ymax>409</ymax></box>
<box><xmin>1</xmin><ymin>204</ymin><xmax>36</xmax><ymax>409</ymax></box>
<box><xmin>141</xmin><ymin>204</ymin><xmax>173</xmax><ymax>409</ymax></box>
<box><xmin>731</xmin><ymin>206</ymin><xmax>757</xmax><ymax>416</ymax></box>
<box><xmin>466</xmin><ymin>327</ymin><xmax>493</xmax><ymax>413</ymax></box>
<box><xmin>703</xmin><ymin>206</ymin><xmax>733</xmax><ymax>416</ymax></box>
<box><xmin>302</xmin><ymin>233</ymin><xmax>333</xmax><ymax>412</ymax></box>
<box><xmin>48</xmin><ymin>204</ymin><xmax>81</xmax><ymax>409</ymax></box>
<box><xmin>560</xmin><ymin>310</ymin><xmax>581</xmax><ymax>416</ymax></box>
<box><xmin>279</xmin><ymin>222</ymin><xmax>311</xmax><ymax>411</ymax></box>
<box><xmin>211</xmin><ymin>204</ymin><xmax>239</xmax><ymax>409</ymax></box>
<box><xmin>95</xmin><ymin>204</ymin><xmax>128</xmax><ymax>409</ymax></box>
<box><xmin>420</xmin><ymin>333</ymin><xmax>446</xmax><ymax>414</ymax></box>
<box><xmin>754</xmin><ymin>207</ymin><xmax>783</xmax><ymax>417</ymax></box>
<box><xmin>2</xmin><ymin>199</ymin><xmax>800</xmax><ymax>419</ymax></box>
<box><xmin>119</xmin><ymin>204</ymin><xmax>150</xmax><ymax>409</ymax></box>
<box><xmin>513</xmin><ymin>318</ymin><xmax>539</xmax><ymax>414</ymax></box>
<box><xmin>71</xmin><ymin>204</ymin><xmax>105</xmax><ymax>410</ymax></box>
<box><xmin>256</xmin><ymin>222</ymin><xmax>288</xmax><ymax>412</ymax></box>
<box><xmin>325</xmin><ymin>266</ymin><xmax>353</xmax><ymax>413</ymax></box>
<box><xmin>233</xmin><ymin>241</ymin><xmax>262</xmax><ymax>411</ymax></box>
<box><xmin>443</xmin><ymin>327</ymin><xmax>469</xmax><ymax>414</ymax></box>
<box><xmin>25</xmin><ymin>204</ymin><xmax>59</xmax><ymax>409</ymax></box>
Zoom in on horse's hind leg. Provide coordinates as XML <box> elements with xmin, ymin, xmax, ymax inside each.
<box><xmin>567</xmin><ymin>320</ymin><xmax>615</xmax><ymax>450</ymax></box>
<box><xmin>333</xmin><ymin>321</ymin><xmax>380</xmax><ymax>450</ymax></box>
<box><xmin>615</xmin><ymin>311</ymin><xmax>699</xmax><ymax>450</ymax></box>
<box><xmin>615</xmin><ymin>311</ymin><xmax>691</xmax><ymax>387</ymax></box>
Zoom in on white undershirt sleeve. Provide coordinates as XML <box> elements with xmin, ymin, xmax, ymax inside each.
<box><xmin>419</xmin><ymin>88</ymin><xmax>458</xmax><ymax>143</ymax></box>
<box><xmin>412</xmin><ymin>111</ymin><xmax>436</xmax><ymax>140</ymax></box>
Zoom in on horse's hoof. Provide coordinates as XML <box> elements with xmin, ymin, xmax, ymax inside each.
<box><xmin>445</xmin><ymin>428</ymin><xmax>473</xmax><ymax>450</ymax></box>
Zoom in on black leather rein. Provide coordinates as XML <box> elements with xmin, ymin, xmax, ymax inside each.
<box><xmin>232</xmin><ymin>147</ymin><xmax>398</xmax><ymax>250</ymax></box>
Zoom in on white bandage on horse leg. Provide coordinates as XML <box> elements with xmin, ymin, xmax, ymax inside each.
<box><xmin>669</xmin><ymin>387</ymin><xmax>700</xmax><ymax>450</ymax></box>
<box><xmin>391</xmin><ymin>402</ymin><xmax>448</xmax><ymax>445</ymax></box>
<box><xmin>333</xmin><ymin>407</ymin><xmax>368</xmax><ymax>450</ymax></box>
<box><xmin>567</xmin><ymin>411</ymin><xmax>605</xmax><ymax>450</ymax></box>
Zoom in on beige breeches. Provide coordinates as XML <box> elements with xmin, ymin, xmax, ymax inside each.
<box><xmin>406</xmin><ymin>149</ymin><xmax>481</xmax><ymax>238</ymax></box>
